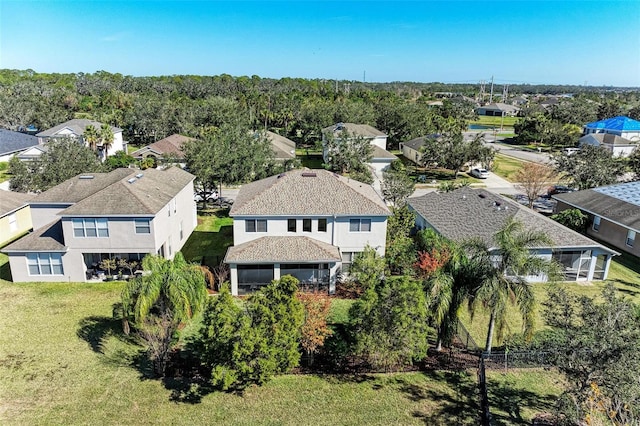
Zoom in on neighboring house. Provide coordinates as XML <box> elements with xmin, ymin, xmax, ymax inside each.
<box><xmin>224</xmin><ymin>169</ymin><xmax>390</xmax><ymax>295</ymax></box>
<box><xmin>0</xmin><ymin>129</ymin><xmax>39</xmax><ymax>162</ymax></box>
<box><xmin>322</xmin><ymin>122</ymin><xmax>397</xmax><ymax>178</ymax></box>
<box><xmin>0</xmin><ymin>190</ymin><xmax>33</xmax><ymax>247</ymax></box>
<box><xmin>260</xmin><ymin>130</ymin><xmax>296</xmax><ymax>162</ymax></box>
<box><xmin>130</xmin><ymin>134</ymin><xmax>193</xmax><ymax>162</ymax></box>
<box><xmin>399</xmin><ymin>134</ymin><xmax>440</xmax><ymax>165</ymax></box>
<box><xmin>408</xmin><ymin>187</ymin><xmax>617</xmax><ymax>282</ymax></box>
<box><xmin>579</xmin><ymin>133</ymin><xmax>638</xmax><ymax>157</ymax></box>
<box><xmin>511</xmin><ymin>96</ymin><xmax>528</xmax><ymax>106</ymax></box>
<box><xmin>475</xmin><ymin>103</ymin><xmax>520</xmax><ymax>117</ymax></box>
<box><xmin>16</xmin><ymin>144</ymin><xmax>48</xmax><ymax>161</ymax></box>
<box><xmin>583</xmin><ymin>116</ymin><xmax>640</xmax><ymax>142</ymax></box>
<box><xmin>553</xmin><ymin>181</ymin><xmax>640</xmax><ymax>257</ymax></box>
<box><xmin>2</xmin><ymin>167</ymin><xmax>197</xmax><ymax>282</ymax></box>
<box><xmin>36</xmin><ymin>119</ymin><xmax>125</xmax><ymax>159</ymax></box>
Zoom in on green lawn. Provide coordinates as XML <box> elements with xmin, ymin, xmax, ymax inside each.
<box><xmin>471</xmin><ymin>116</ymin><xmax>517</xmax><ymax>128</ymax></box>
<box><xmin>0</xmin><ymin>161</ymin><xmax>9</xmax><ymax>183</ymax></box>
<box><xmin>0</xmin><ymin>272</ymin><xmax>564</xmax><ymax>425</ymax></box>
<box><xmin>459</xmin><ymin>254</ymin><xmax>640</xmax><ymax>350</ymax></box>
<box><xmin>180</xmin><ymin>210</ymin><xmax>234</xmax><ymax>267</ymax></box>
<box><xmin>491</xmin><ymin>153</ymin><xmax>526</xmax><ymax>182</ymax></box>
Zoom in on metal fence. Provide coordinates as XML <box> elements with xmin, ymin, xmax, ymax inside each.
<box><xmin>481</xmin><ymin>350</ymin><xmax>554</xmax><ymax>369</ymax></box>
<box><xmin>455</xmin><ymin>320</ymin><xmax>481</xmax><ymax>352</ymax></box>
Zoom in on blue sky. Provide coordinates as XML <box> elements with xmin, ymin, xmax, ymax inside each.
<box><xmin>1</xmin><ymin>1</ymin><xmax>639</xmax><ymax>86</ymax></box>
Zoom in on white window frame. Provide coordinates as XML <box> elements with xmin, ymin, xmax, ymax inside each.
<box><xmin>246</xmin><ymin>219</ymin><xmax>267</xmax><ymax>233</ymax></box>
<box><xmin>26</xmin><ymin>253</ymin><xmax>64</xmax><ymax>276</ymax></box>
<box><xmin>135</xmin><ymin>219</ymin><xmax>151</xmax><ymax>234</ymax></box>
<box><xmin>626</xmin><ymin>230</ymin><xmax>636</xmax><ymax>247</ymax></box>
<box><xmin>73</xmin><ymin>218</ymin><xmax>109</xmax><ymax>238</ymax></box>
<box><xmin>592</xmin><ymin>216</ymin><xmax>601</xmax><ymax>232</ymax></box>
<box><xmin>349</xmin><ymin>218</ymin><xmax>371</xmax><ymax>232</ymax></box>
<box><xmin>8</xmin><ymin>213</ymin><xmax>17</xmax><ymax>232</ymax></box>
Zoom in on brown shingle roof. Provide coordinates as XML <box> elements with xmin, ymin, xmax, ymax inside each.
<box><xmin>33</xmin><ymin>167</ymin><xmax>194</xmax><ymax>216</ymax></box>
<box><xmin>0</xmin><ymin>190</ymin><xmax>33</xmax><ymax>216</ymax></box>
<box><xmin>371</xmin><ymin>145</ymin><xmax>398</xmax><ymax>160</ymax></box>
<box><xmin>408</xmin><ymin>187</ymin><xmax>615</xmax><ymax>253</ymax></box>
<box><xmin>225</xmin><ymin>236</ymin><xmax>341</xmax><ymax>263</ymax></box>
<box><xmin>2</xmin><ymin>220</ymin><xmax>66</xmax><ymax>252</ymax></box>
<box><xmin>264</xmin><ymin>130</ymin><xmax>296</xmax><ymax>160</ymax></box>
<box><xmin>230</xmin><ymin>169</ymin><xmax>390</xmax><ymax>217</ymax></box>
<box><xmin>130</xmin><ymin>134</ymin><xmax>193</xmax><ymax>159</ymax></box>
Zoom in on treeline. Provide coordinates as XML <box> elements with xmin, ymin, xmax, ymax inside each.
<box><xmin>1</xmin><ymin>69</ymin><xmax>638</xmax><ymax>149</ymax></box>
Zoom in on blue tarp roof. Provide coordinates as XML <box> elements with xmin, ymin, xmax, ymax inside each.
<box><xmin>585</xmin><ymin>116</ymin><xmax>640</xmax><ymax>132</ymax></box>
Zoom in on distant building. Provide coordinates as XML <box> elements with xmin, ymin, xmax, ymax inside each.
<box><xmin>130</xmin><ymin>134</ymin><xmax>193</xmax><ymax>162</ymax></box>
<box><xmin>579</xmin><ymin>133</ymin><xmax>637</xmax><ymax>157</ymax></box>
<box><xmin>583</xmin><ymin>116</ymin><xmax>640</xmax><ymax>142</ymax></box>
<box><xmin>36</xmin><ymin>119</ymin><xmax>125</xmax><ymax>159</ymax></box>
<box><xmin>0</xmin><ymin>190</ymin><xmax>33</xmax><ymax>247</ymax></box>
<box><xmin>0</xmin><ymin>129</ymin><xmax>39</xmax><ymax>162</ymax></box>
<box><xmin>475</xmin><ymin>103</ymin><xmax>520</xmax><ymax>117</ymax></box>
<box><xmin>260</xmin><ymin>130</ymin><xmax>296</xmax><ymax>162</ymax></box>
<box><xmin>399</xmin><ymin>134</ymin><xmax>440</xmax><ymax>165</ymax></box>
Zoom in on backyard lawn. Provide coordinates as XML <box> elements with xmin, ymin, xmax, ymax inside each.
<box><xmin>491</xmin><ymin>153</ymin><xmax>525</xmax><ymax>182</ymax></box>
<box><xmin>471</xmin><ymin>115</ymin><xmax>517</xmax><ymax>128</ymax></box>
<box><xmin>180</xmin><ymin>209</ymin><xmax>233</xmax><ymax>267</ymax></box>
<box><xmin>0</xmin><ymin>272</ymin><xmax>564</xmax><ymax>425</ymax></box>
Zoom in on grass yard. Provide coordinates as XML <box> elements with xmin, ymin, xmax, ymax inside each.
<box><xmin>471</xmin><ymin>115</ymin><xmax>518</xmax><ymax>128</ymax></box>
<box><xmin>180</xmin><ymin>210</ymin><xmax>234</xmax><ymax>267</ymax></box>
<box><xmin>0</xmin><ymin>161</ymin><xmax>9</xmax><ymax>183</ymax></box>
<box><xmin>0</xmin><ymin>273</ymin><xmax>564</xmax><ymax>425</ymax></box>
<box><xmin>491</xmin><ymin>153</ymin><xmax>526</xmax><ymax>182</ymax></box>
<box><xmin>459</xmin><ymin>254</ymin><xmax>640</xmax><ymax>350</ymax></box>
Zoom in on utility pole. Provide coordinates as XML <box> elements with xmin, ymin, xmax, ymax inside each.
<box><xmin>478</xmin><ymin>80</ymin><xmax>486</xmax><ymax>103</ymax></box>
<box><xmin>502</xmin><ymin>84</ymin><xmax>509</xmax><ymax>103</ymax></box>
<box><xmin>489</xmin><ymin>76</ymin><xmax>494</xmax><ymax>104</ymax></box>
<box><xmin>363</xmin><ymin>70</ymin><xmax>366</xmax><ymax>83</ymax></box>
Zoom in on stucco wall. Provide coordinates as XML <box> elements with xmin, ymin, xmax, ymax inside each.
<box><xmin>0</xmin><ymin>206</ymin><xmax>32</xmax><ymax>247</ymax></box>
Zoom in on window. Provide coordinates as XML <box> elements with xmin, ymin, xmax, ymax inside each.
<box><xmin>303</xmin><ymin>219</ymin><xmax>312</xmax><ymax>232</ymax></box>
<box><xmin>592</xmin><ymin>216</ymin><xmax>601</xmax><ymax>232</ymax></box>
<box><xmin>168</xmin><ymin>235</ymin><xmax>172</xmax><ymax>256</ymax></box>
<box><xmin>73</xmin><ymin>218</ymin><xmax>109</xmax><ymax>238</ymax></box>
<box><xmin>246</xmin><ymin>219</ymin><xmax>267</xmax><ymax>233</ymax></box>
<box><xmin>318</xmin><ymin>218</ymin><xmax>327</xmax><ymax>232</ymax></box>
<box><xmin>288</xmin><ymin>219</ymin><xmax>297</xmax><ymax>232</ymax></box>
<box><xmin>341</xmin><ymin>251</ymin><xmax>360</xmax><ymax>274</ymax></box>
<box><xmin>349</xmin><ymin>218</ymin><xmax>371</xmax><ymax>232</ymax></box>
<box><xmin>8</xmin><ymin>213</ymin><xmax>17</xmax><ymax>232</ymax></box>
<box><xmin>27</xmin><ymin>253</ymin><xmax>64</xmax><ymax>276</ymax></box>
<box><xmin>135</xmin><ymin>219</ymin><xmax>151</xmax><ymax>234</ymax></box>
<box><xmin>179</xmin><ymin>220</ymin><xmax>184</xmax><ymax>240</ymax></box>
<box><xmin>626</xmin><ymin>230</ymin><xmax>636</xmax><ymax>247</ymax></box>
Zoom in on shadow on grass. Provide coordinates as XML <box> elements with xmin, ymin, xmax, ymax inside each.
<box><xmin>487</xmin><ymin>376</ymin><xmax>558</xmax><ymax>425</ymax></box>
<box><xmin>77</xmin><ymin>310</ymin><xmax>215</xmax><ymax>404</ymax></box>
<box><xmin>402</xmin><ymin>370</ymin><xmax>479</xmax><ymax>425</ymax></box>
<box><xmin>0</xmin><ymin>259</ymin><xmax>12</xmax><ymax>281</ymax></box>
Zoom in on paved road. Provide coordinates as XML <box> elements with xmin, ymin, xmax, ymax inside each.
<box><xmin>463</xmin><ymin>130</ymin><xmax>551</xmax><ymax>164</ymax></box>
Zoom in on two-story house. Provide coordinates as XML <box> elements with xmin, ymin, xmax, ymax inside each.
<box><xmin>36</xmin><ymin>119</ymin><xmax>125</xmax><ymax>160</ymax></box>
<box><xmin>322</xmin><ymin>123</ymin><xmax>398</xmax><ymax>177</ymax></box>
<box><xmin>224</xmin><ymin>169</ymin><xmax>390</xmax><ymax>295</ymax></box>
<box><xmin>2</xmin><ymin>167</ymin><xmax>197</xmax><ymax>282</ymax></box>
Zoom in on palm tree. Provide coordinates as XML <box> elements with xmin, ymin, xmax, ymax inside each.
<box><xmin>121</xmin><ymin>252</ymin><xmax>207</xmax><ymax>375</ymax></box>
<box><xmin>83</xmin><ymin>125</ymin><xmax>99</xmax><ymax>152</ymax></box>
<box><xmin>467</xmin><ymin>217</ymin><xmax>555</xmax><ymax>354</ymax></box>
<box><xmin>99</xmin><ymin>123</ymin><xmax>114</xmax><ymax>159</ymax></box>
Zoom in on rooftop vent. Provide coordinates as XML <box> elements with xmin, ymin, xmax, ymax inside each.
<box><xmin>277</xmin><ymin>173</ymin><xmax>286</xmax><ymax>179</ymax></box>
<box><xmin>79</xmin><ymin>175</ymin><xmax>94</xmax><ymax>179</ymax></box>
<box><xmin>478</xmin><ymin>193</ymin><xmax>486</xmax><ymax>199</ymax></box>
<box><xmin>335</xmin><ymin>122</ymin><xmax>344</xmax><ymax>131</ymax></box>
<box><xmin>127</xmin><ymin>178</ymin><xmax>137</xmax><ymax>184</ymax></box>
<box><xmin>135</xmin><ymin>173</ymin><xmax>144</xmax><ymax>179</ymax></box>
<box><xmin>301</xmin><ymin>172</ymin><xmax>317</xmax><ymax>177</ymax></box>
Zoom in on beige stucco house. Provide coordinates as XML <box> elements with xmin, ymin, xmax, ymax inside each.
<box><xmin>2</xmin><ymin>167</ymin><xmax>197</xmax><ymax>282</ymax></box>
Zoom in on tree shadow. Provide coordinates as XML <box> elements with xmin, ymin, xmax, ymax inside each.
<box><xmin>399</xmin><ymin>370</ymin><xmax>480</xmax><ymax>425</ymax></box>
<box><xmin>487</xmin><ymin>375</ymin><xmax>558</xmax><ymax>425</ymax></box>
<box><xmin>0</xmin><ymin>257</ymin><xmax>12</xmax><ymax>281</ymax></box>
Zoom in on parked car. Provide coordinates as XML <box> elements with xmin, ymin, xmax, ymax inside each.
<box><xmin>470</xmin><ymin>168</ymin><xmax>490</xmax><ymax>179</ymax></box>
<box><xmin>193</xmin><ymin>191</ymin><xmax>219</xmax><ymax>202</ymax></box>
<box><xmin>546</xmin><ymin>185</ymin><xmax>575</xmax><ymax>196</ymax></box>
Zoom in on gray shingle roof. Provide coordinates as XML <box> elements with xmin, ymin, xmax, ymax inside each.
<box><xmin>403</xmin><ymin>135</ymin><xmax>441</xmax><ymax>151</ymax></box>
<box><xmin>230</xmin><ymin>169</ymin><xmax>390</xmax><ymax>217</ymax></box>
<box><xmin>0</xmin><ymin>190</ymin><xmax>33</xmax><ymax>216</ymax></box>
<box><xmin>579</xmin><ymin>133</ymin><xmax>636</xmax><ymax>147</ymax></box>
<box><xmin>322</xmin><ymin>123</ymin><xmax>386</xmax><ymax>138</ymax></box>
<box><xmin>33</xmin><ymin>167</ymin><xmax>195</xmax><ymax>216</ymax></box>
<box><xmin>2</xmin><ymin>220</ymin><xmax>66</xmax><ymax>252</ymax></box>
<box><xmin>0</xmin><ymin>129</ymin><xmax>39</xmax><ymax>156</ymax></box>
<box><xmin>36</xmin><ymin>119</ymin><xmax>122</xmax><ymax>137</ymax></box>
<box><xmin>264</xmin><ymin>130</ymin><xmax>296</xmax><ymax>160</ymax></box>
<box><xmin>225</xmin><ymin>236</ymin><xmax>341</xmax><ymax>263</ymax></box>
<box><xmin>408</xmin><ymin>187</ymin><xmax>615</xmax><ymax>252</ymax></box>
<box><xmin>553</xmin><ymin>183</ymin><xmax>640</xmax><ymax>231</ymax></box>
<box><xmin>371</xmin><ymin>145</ymin><xmax>398</xmax><ymax>160</ymax></box>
